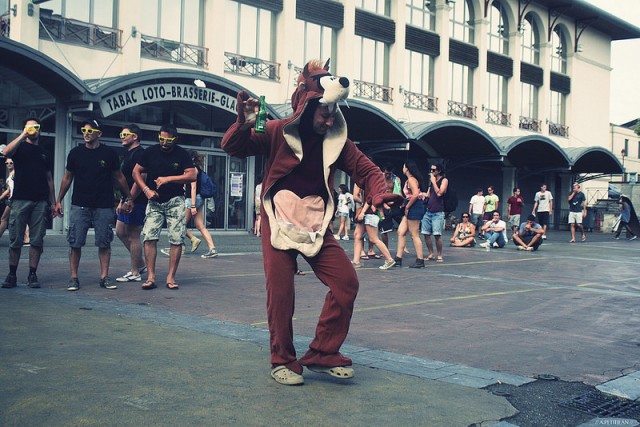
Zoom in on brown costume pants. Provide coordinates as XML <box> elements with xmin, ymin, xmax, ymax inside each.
<box><xmin>261</xmin><ymin>217</ymin><xmax>359</xmax><ymax>374</ymax></box>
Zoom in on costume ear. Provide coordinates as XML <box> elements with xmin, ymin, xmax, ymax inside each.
<box><xmin>302</xmin><ymin>63</ymin><xmax>311</xmax><ymax>79</ymax></box>
<box><xmin>323</xmin><ymin>58</ymin><xmax>330</xmax><ymax>71</ymax></box>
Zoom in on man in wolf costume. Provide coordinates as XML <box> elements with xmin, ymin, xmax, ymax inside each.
<box><xmin>222</xmin><ymin>59</ymin><xmax>401</xmax><ymax>385</ymax></box>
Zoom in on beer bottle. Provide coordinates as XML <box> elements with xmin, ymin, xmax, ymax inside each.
<box><xmin>255</xmin><ymin>96</ymin><xmax>267</xmax><ymax>133</ymax></box>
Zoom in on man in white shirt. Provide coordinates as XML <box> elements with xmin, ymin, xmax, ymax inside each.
<box><xmin>469</xmin><ymin>188</ymin><xmax>485</xmax><ymax>237</ymax></box>
<box><xmin>532</xmin><ymin>183</ymin><xmax>553</xmax><ymax>239</ymax></box>
<box><xmin>479</xmin><ymin>211</ymin><xmax>507</xmax><ymax>249</ymax></box>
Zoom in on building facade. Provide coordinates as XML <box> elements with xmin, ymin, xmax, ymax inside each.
<box><xmin>1</xmin><ymin>0</ymin><xmax>639</xmax><ymax>233</ymax></box>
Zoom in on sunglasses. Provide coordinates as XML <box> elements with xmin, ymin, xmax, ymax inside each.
<box><xmin>158</xmin><ymin>136</ymin><xmax>176</xmax><ymax>143</ymax></box>
<box><xmin>430</xmin><ymin>168</ymin><xmax>437</xmax><ymax>172</ymax></box>
<box><xmin>120</xmin><ymin>132</ymin><xmax>137</xmax><ymax>139</ymax></box>
<box><xmin>5</xmin><ymin>162</ymin><xmax>13</xmax><ymax>165</ymax></box>
<box><xmin>25</xmin><ymin>124</ymin><xmax>41</xmax><ymax>130</ymax></box>
<box><xmin>80</xmin><ymin>128</ymin><xmax>101</xmax><ymax>134</ymax></box>
<box><xmin>461</xmin><ymin>215</ymin><xmax>469</xmax><ymax>218</ymax></box>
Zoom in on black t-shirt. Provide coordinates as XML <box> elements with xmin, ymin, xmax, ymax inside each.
<box><xmin>121</xmin><ymin>145</ymin><xmax>146</xmax><ymax>205</ymax></box>
<box><xmin>11</xmin><ymin>141</ymin><xmax>51</xmax><ymax>202</ymax></box>
<box><xmin>66</xmin><ymin>143</ymin><xmax>119</xmax><ymax>208</ymax></box>
<box><xmin>138</xmin><ymin>144</ymin><xmax>194</xmax><ymax>203</ymax></box>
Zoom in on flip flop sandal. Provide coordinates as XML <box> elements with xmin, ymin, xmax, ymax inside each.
<box><xmin>142</xmin><ymin>280</ymin><xmax>156</xmax><ymax>290</ymax></box>
<box><xmin>368</xmin><ymin>253</ymin><xmax>382</xmax><ymax>259</ymax></box>
<box><xmin>295</xmin><ymin>270</ymin><xmax>306</xmax><ymax>276</ymax></box>
<box><xmin>307</xmin><ymin>364</ymin><xmax>354</xmax><ymax>379</ymax></box>
<box><xmin>166</xmin><ymin>282</ymin><xmax>180</xmax><ymax>290</ymax></box>
<box><xmin>436</xmin><ymin>257</ymin><xmax>444</xmax><ymax>263</ymax></box>
<box><xmin>271</xmin><ymin>365</ymin><xmax>304</xmax><ymax>385</ymax></box>
<box><xmin>425</xmin><ymin>255</ymin><xmax>436</xmax><ymax>261</ymax></box>
<box><xmin>360</xmin><ymin>255</ymin><xmax>370</xmax><ymax>260</ymax></box>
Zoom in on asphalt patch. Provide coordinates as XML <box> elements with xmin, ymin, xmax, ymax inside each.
<box><xmin>483</xmin><ymin>379</ymin><xmax>601</xmax><ymax>426</ymax></box>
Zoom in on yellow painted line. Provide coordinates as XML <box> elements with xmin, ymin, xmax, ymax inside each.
<box><xmin>576</xmin><ymin>277</ymin><xmax>637</xmax><ymax>287</ymax></box>
<box><xmin>249</xmin><ymin>286</ymin><xmax>563</xmax><ymax>326</ymax></box>
<box><xmin>427</xmin><ymin>257</ymin><xmax>544</xmax><ymax>267</ymax></box>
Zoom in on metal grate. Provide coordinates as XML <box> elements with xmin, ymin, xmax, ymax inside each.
<box><xmin>559</xmin><ymin>391</ymin><xmax>640</xmax><ymax>418</ymax></box>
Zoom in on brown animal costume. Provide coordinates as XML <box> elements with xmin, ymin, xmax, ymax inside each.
<box><xmin>222</xmin><ymin>60</ymin><xmax>401</xmax><ymax>383</ymax></box>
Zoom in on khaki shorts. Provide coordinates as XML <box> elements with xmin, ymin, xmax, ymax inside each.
<box><xmin>142</xmin><ymin>196</ymin><xmax>186</xmax><ymax>245</ymax></box>
<box><xmin>9</xmin><ymin>200</ymin><xmax>50</xmax><ymax>248</ymax></box>
<box><xmin>568</xmin><ymin>211</ymin><xmax>583</xmax><ymax>224</ymax></box>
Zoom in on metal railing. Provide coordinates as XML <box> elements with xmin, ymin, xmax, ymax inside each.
<box><xmin>141</xmin><ymin>34</ymin><xmax>208</xmax><ymax>67</ymax></box>
<box><xmin>224</xmin><ymin>52</ymin><xmax>280</xmax><ymax>81</ymax></box>
<box><xmin>519</xmin><ymin>116</ymin><xmax>542</xmax><ymax>132</ymax></box>
<box><xmin>447</xmin><ymin>100</ymin><xmax>476</xmax><ymax>119</ymax></box>
<box><xmin>485</xmin><ymin>107</ymin><xmax>511</xmax><ymax>126</ymax></box>
<box><xmin>402</xmin><ymin>90</ymin><xmax>437</xmax><ymax>112</ymax></box>
<box><xmin>1</xmin><ymin>12</ymin><xmax>9</xmax><ymax>38</ymax></box>
<box><xmin>549</xmin><ymin>121</ymin><xmax>569</xmax><ymax>138</ymax></box>
<box><xmin>353</xmin><ymin>80</ymin><xmax>393</xmax><ymax>103</ymax></box>
<box><xmin>39</xmin><ymin>13</ymin><xmax>120</xmax><ymax>50</ymax></box>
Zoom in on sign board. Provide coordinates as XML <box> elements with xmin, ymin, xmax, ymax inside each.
<box><xmin>230</xmin><ymin>172</ymin><xmax>244</xmax><ymax>198</ymax></box>
<box><xmin>100</xmin><ymin>84</ymin><xmax>237</xmax><ymax>116</ymax></box>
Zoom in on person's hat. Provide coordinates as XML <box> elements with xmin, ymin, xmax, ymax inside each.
<box><xmin>527</xmin><ymin>214</ymin><xmax>536</xmax><ymax>221</ymax></box>
<box><xmin>80</xmin><ymin>119</ymin><xmax>101</xmax><ymax>129</ymax></box>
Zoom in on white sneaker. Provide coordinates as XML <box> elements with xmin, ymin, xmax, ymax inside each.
<box><xmin>492</xmin><ymin>242</ymin><xmax>499</xmax><ymax>248</ymax></box>
<box><xmin>116</xmin><ymin>271</ymin><xmax>142</xmax><ymax>282</ymax></box>
<box><xmin>342</xmin><ymin>235</ymin><xmax>350</xmax><ymax>241</ymax></box>
<box><xmin>379</xmin><ymin>259</ymin><xmax>396</xmax><ymax>270</ymax></box>
<box><xmin>479</xmin><ymin>242</ymin><xmax>489</xmax><ymax>249</ymax></box>
<box><xmin>542</xmin><ymin>234</ymin><xmax>547</xmax><ymax>240</ymax></box>
<box><xmin>333</xmin><ymin>234</ymin><xmax>340</xmax><ymax>239</ymax></box>
<box><xmin>526</xmin><ymin>246</ymin><xmax>534</xmax><ymax>251</ymax></box>
<box><xmin>517</xmin><ymin>245</ymin><xmax>526</xmax><ymax>251</ymax></box>
<box><xmin>630</xmin><ymin>236</ymin><xmax>637</xmax><ymax>241</ymax></box>
<box><xmin>201</xmin><ymin>248</ymin><xmax>219</xmax><ymax>258</ymax></box>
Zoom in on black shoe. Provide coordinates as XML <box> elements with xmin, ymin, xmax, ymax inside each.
<box><xmin>27</xmin><ymin>272</ymin><xmax>40</xmax><ymax>288</ymax></box>
<box><xmin>99</xmin><ymin>276</ymin><xmax>117</xmax><ymax>290</ymax></box>
<box><xmin>67</xmin><ymin>278</ymin><xmax>80</xmax><ymax>291</ymax></box>
<box><xmin>1</xmin><ymin>273</ymin><xmax>17</xmax><ymax>288</ymax></box>
<box><xmin>393</xmin><ymin>256</ymin><xmax>402</xmax><ymax>267</ymax></box>
<box><xmin>409</xmin><ymin>258</ymin><xmax>425</xmax><ymax>268</ymax></box>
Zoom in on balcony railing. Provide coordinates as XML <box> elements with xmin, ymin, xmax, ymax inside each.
<box><xmin>485</xmin><ymin>107</ymin><xmax>511</xmax><ymax>126</ymax></box>
<box><xmin>39</xmin><ymin>13</ymin><xmax>120</xmax><ymax>50</ymax></box>
<box><xmin>519</xmin><ymin>116</ymin><xmax>542</xmax><ymax>132</ymax></box>
<box><xmin>402</xmin><ymin>90</ymin><xmax>437</xmax><ymax>112</ymax></box>
<box><xmin>224</xmin><ymin>52</ymin><xmax>280</xmax><ymax>81</ymax></box>
<box><xmin>549</xmin><ymin>121</ymin><xmax>569</xmax><ymax>138</ymax></box>
<box><xmin>353</xmin><ymin>80</ymin><xmax>393</xmax><ymax>103</ymax></box>
<box><xmin>141</xmin><ymin>34</ymin><xmax>208</xmax><ymax>67</ymax></box>
<box><xmin>1</xmin><ymin>12</ymin><xmax>9</xmax><ymax>38</ymax></box>
<box><xmin>448</xmin><ymin>100</ymin><xmax>477</xmax><ymax>119</ymax></box>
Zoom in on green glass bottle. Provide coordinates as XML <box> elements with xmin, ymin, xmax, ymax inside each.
<box><xmin>255</xmin><ymin>96</ymin><xmax>267</xmax><ymax>133</ymax></box>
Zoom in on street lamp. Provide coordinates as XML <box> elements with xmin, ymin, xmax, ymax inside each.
<box><xmin>621</xmin><ymin>148</ymin><xmax>626</xmax><ymax>182</ymax></box>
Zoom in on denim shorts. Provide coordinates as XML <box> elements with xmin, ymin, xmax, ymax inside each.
<box><xmin>421</xmin><ymin>210</ymin><xmax>445</xmax><ymax>236</ymax></box>
<box><xmin>67</xmin><ymin>205</ymin><xmax>115</xmax><ymax>248</ymax></box>
<box><xmin>142</xmin><ymin>196</ymin><xmax>186</xmax><ymax>245</ymax></box>
<box><xmin>117</xmin><ymin>202</ymin><xmax>146</xmax><ymax>226</ymax></box>
<box><xmin>406</xmin><ymin>201</ymin><xmax>425</xmax><ymax>220</ymax></box>
<box><xmin>185</xmin><ymin>194</ymin><xmax>204</xmax><ymax>210</ymax></box>
<box><xmin>364</xmin><ymin>213</ymin><xmax>380</xmax><ymax>228</ymax></box>
<box><xmin>9</xmin><ymin>199</ymin><xmax>49</xmax><ymax>248</ymax></box>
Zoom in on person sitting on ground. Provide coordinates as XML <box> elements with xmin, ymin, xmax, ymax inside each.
<box><xmin>479</xmin><ymin>211</ymin><xmax>507</xmax><ymax>249</ymax></box>
<box><xmin>450</xmin><ymin>213</ymin><xmax>476</xmax><ymax>247</ymax></box>
<box><xmin>513</xmin><ymin>214</ymin><xmax>544</xmax><ymax>251</ymax></box>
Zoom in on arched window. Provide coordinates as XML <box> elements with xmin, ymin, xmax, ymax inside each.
<box><xmin>487</xmin><ymin>1</ymin><xmax>508</xmax><ymax>54</ymax></box>
<box><xmin>450</xmin><ymin>0</ymin><xmax>474</xmax><ymax>44</ymax></box>
<box><xmin>520</xmin><ymin>14</ymin><xmax>540</xmax><ymax>65</ymax></box>
<box><xmin>550</xmin><ymin>27</ymin><xmax>567</xmax><ymax>74</ymax></box>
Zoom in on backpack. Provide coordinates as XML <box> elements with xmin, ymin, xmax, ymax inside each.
<box><xmin>199</xmin><ymin>170</ymin><xmax>217</xmax><ymax>198</ymax></box>
<box><xmin>443</xmin><ymin>187</ymin><xmax>458</xmax><ymax>213</ymax></box>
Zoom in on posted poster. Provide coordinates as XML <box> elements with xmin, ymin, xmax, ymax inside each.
<box><xmin>230</xmin><ymin>172</ymin><xmax>244</xmax><ymax>198</ymax></box>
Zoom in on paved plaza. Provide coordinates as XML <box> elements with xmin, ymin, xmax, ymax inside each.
<box><xmin>1</xmin><ymin>228</ymin><xmax>638</xmax><ymax>426</ymax></box>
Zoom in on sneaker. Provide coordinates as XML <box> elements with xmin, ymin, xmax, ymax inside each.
<box><xmin>379</xmin><ymin>259</ymin><xmax>396</xmax><ymax>270</ymax></box>
<box><xmin>409</xmin><ymin>258</ymin><xmax>425</xmax><ymax>268</ymax></box>
<box><xmin>201</xmin><ymin>248</ymin><xmax>219</xmax><ymax>259</ymax></box>
<box><xmin>27</xmin><ymin>272</ymin><xmax>40</xmax><ymax>288</ymax></box>
<box><xmin>479</xmin><ymin>242</ymin><xmax>489</xmax><ymax>249</ymax></box>
<box><xmin>492</xmin><ymin>242</ymin><xmax>499</xmax><ymax>248</ymax></box>
<box><xmin>630</xmin><ymin>236</ymin><xmax>638</xmax><ymax>241</ymax></box>
<box><xmin>1</xmin><ymin>273</ymin><xmax>17</xmax><ymax>288</ymax></box>
<box><xmin>190</xmin><ymin>237</ymin><xmax>202</xmax><ymax>253</ymax></box>
<box><xmin>333</xmin><ymin>234</ymin><xmax>340</xmax><ymax>239</ymax></box>
<box><xmin>542</xmin><ymin>234</ymin><xmax>547</xmax><ymax>240</ymax></box>
<box><xmin>161</xmin><ymin>247</ymin><xmax>185</xmax><ymax>256</ymax></box>
<box><xmin>341</xmin><ymin>235</ymin><xmax>350</xmax><ymax>241</ymax></box>
<box><xmin>99</xmin><ymin>276</ymin><xmax>117</xmax><ymax>290</ymax></box>
<box><xmin>614</xmin><ymin>236</ymin><xmax>620</xmax><ymax>240</ymax></box>
<box><xmin>67</xmin><ymin>278</ymin><xmax>80</xmax><ymax>291</ymax></box>
<box><xmin>351</xmin><ymin>262</ymin><xmax>362</xmax><ymax>269</ymax></box>
<box><xmin>116</xmin><ymin>271</ymin><xmax>142</xmax><ymax>282</ymax></box>
<box><xmin>517</xmin><ymin>245</ymin><xmax>526</xmax><ymax>251</ymax></box>
<box><xmin>393</xmin><ymin>256</ymin><xmax>403</xmax><ymax>267</ymax></box>
<box><xmin>526</xmin><ymin>246</ymin><xmax>534</xmax><ymax>251</ymax></box>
